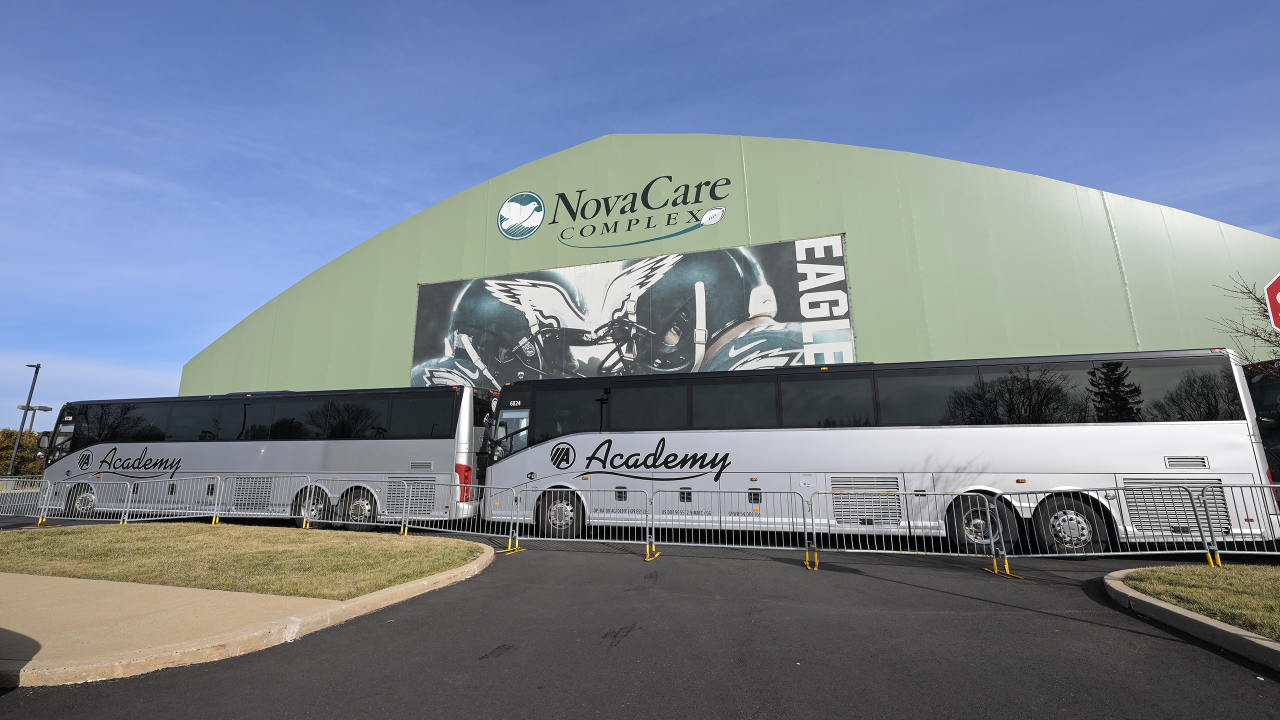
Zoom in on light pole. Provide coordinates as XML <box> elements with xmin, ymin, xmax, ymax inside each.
<box><xmin>7</xmin><ymin>364</ymin><xmax>40</xmax><ymax>476</ymax></box>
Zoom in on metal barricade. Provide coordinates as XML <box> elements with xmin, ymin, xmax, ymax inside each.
<box><xmin>513</xmin><ymin>488</ymin><xmax>654</xmax><ymax>547</ymax></box>
<box><xmin>39</xmin><ymin>479</ymin><xmax>133</xmax><ymax>522</ymax></box>
<box><xmin>650</xmin><ymin>489</ymin><xmax>808</xmax><ymax>551</ymax></box>
<box><xmin>401</xmin><ymin>482</ymin><xmax>520</xmax><ymax>539</ymax></box>
<box><xmin>995</xmin><ymin>486</ymin><xmax>1215</xmax><ymax>559</ymax></box>
<box><xmin>0</xmin><ymin>476</ymin><xmax>46</xmax><ymax>518</ymax></box>
<box><xmin>218</xmin><ymin>475</ymin><xmax>315</xmax><ymax>524</ymax></box>
<box><xmin>1198</xmin><ymin>484</ymin><xmax>1280</xmax><ymax>562</ymax></box>
<box><xmin>808</xmin><ymin>490</ymin><xmax>1003</xmax><ymax>558</ymax></box>
<box><xmin>120</xmin><ymin>476</ymin><xmax>222</xmax><ymax>523</ymax></box>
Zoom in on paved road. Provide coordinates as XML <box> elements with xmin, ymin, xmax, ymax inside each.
<box><xmin>1</xmin><ymin>539</ymin><xmax>1277</xmax><ymax>718</ymax></box>
<box><xmin>0</xmin><ymin>515</ymin><xmax>105</xmax><ymax>531</ymax></box>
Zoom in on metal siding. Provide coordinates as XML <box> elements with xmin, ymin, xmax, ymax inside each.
<box><xmin>179</xmin><ymin>133</ymin><xmax>1280</xmax><ymax>396</ymax></box>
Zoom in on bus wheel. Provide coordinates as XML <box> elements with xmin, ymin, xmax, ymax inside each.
<box><xmin>340</xmin><ymin>489</ymin><xmax>377</xmax><ymax>532</ymax></box>
<box><xmin>945</xmin><ymin>497</ymin><xmax>1015</xmax><ymax>555</ymax></box>
<box><xmin>64</xmin><ymin>483</ymin><xmax>96</xmax><ymax>518</ymax></box>
<box><xmin>292</xmin><ymin>488</ymin><xmax>331</xmax><ymax>529</ymax></box>
<box><xmin>1033</xmin><ymin>497</ymin><xmax>1110</xmax><ymax>554</ymax></box>
<box><xmin>537</xmin><ymin>491</ymin><xmax>582</xmax><ymax>539</ymax></box>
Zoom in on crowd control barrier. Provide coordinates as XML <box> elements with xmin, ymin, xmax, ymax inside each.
<box><xmin>1199</xmin><ymin>484</ymin><xmax>1280</xmax><ymax>561</ymax></box>
<box><xmin>0</xmin><ymin>476</ymin><xmax>45</xmax><ymax>518</ymax></box>
<box><xmin>3</xmin><ymin>475</ymin><xmax>1277</xmax><ymax>572</ymax></box>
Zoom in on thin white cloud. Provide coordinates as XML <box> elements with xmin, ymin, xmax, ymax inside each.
<box><xmin>0</xmin><ymin>350</ymin><xmax>180</xmax><ymax>434</ymax></box>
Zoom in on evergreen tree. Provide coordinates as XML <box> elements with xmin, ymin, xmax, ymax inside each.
<box><xmin>0</xmin><ymin>429</ymin><xmax>45</xmax><ymax>476</ymax></box>
<box><xmin>1088</xmin><ymin>362</ymin><xmax>1143</xmax><ymax>422</ymax></box>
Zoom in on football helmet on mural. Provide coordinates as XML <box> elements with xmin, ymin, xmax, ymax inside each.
<box><xmin>432</xmin><ymin>270</ymin><xmax>592</xmax><ymax>387</ymax></box>
<box><xmin>409</xmin><ymin>355</ymin><xmax>490</xmax><ymax>389</ymax></box>
<box><xmin>595</xmin><ymin>248</ymin><xmax>780</xmax><ymax>374</ymax></box>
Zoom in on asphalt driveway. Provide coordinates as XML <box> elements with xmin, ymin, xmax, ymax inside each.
<box><xmin>1</xmin><ymin>537</ymin><xmax>1277</xmax><ymax>719</ymax></box>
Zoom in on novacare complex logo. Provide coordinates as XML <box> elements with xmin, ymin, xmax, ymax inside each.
<box><xmin>497</xmin><ymin>174</ymin><xmax>731</xmax><ymax>248</ymax></box>
<box><xmin>497</xmin><ymin>192</ymin><xmax>545</xmax><ymax>240</ymax></box>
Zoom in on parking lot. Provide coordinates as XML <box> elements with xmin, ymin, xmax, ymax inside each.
<box><xmin>1</xmin><ymin>536</ymin><xmax>1278</xmax><ymax>719</ymax></box>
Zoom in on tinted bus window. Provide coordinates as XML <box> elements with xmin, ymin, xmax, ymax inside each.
<box><xmin>304</xmin><ymin>396</ymin><xmax>388</xmax><ymax>438</ymax></box>
<box><xmin>1247</xmin><ymin>369</ymin><xmax>1280</xmax><ymax>479</ymax></box>
<box><xmin>1091</xmin><ymin>358</ymin><xmax>1243</xmax><ymax>422</ymax></box>
<box><xmin>268</xmin><ymin>398</ymin><xmax>326</xmax><ymax>439</ymax></box>
<box><xmin>780</xmin><ymin>372</ymin><xmax>874</xmax><ymax>428</ymax></box>
<box><xmin>220</xmin><ymin>399</ymin><xmax>272</xmax><ymax>440</ymax></box>
<box><xmin>388</xmin><ymin>393</ymin><xmax>457</xmax><ymax>439</ymax></box>
<box><xmin>876</xmin><ymin>367</ymin><xmax>979</xmax><ymax>426</ymax></box>
<box><xmin>70</xmin><ymin>404</ymin><xmax>109</xmax><ymax>450</ymax></box>
<box><xmin>610</xmin><ymin>382</ymin><xmax>689</xmax><ymax>431</ymax></box>
<box><xmin>168</xmin><ymin>402</ymin><xmax>223</xmax><ymax>441</ymax></box>
<box><xmin>474</xmin><ymin>392</ymin><xmax>494</xmax><ymax>428</ymax></box>
<box><xmin>533</xmin><ymin>384</ymin><xmax>608</xmax><ymax>444</ymax></box>
<box><xmin>968</xmin><ymin>362</ymin><xmax>1094</xmax><ymax>424</ymax></box>
<box><xmin>691</xmin><ymin>377</ymin><xmax>778</xmax><ymax>430</ymax></box>
<box><xmin>115</xmin><ymin>403</ymin><xmax>170</xmax><ymax>442</ymax></box>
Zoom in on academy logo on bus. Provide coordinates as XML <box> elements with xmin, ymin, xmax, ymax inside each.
<box><xmin>76</xmin><ymin>450</ymin><xmax>92</xmax><ymax>471</ymax></box>
<box><xmin>550</xmin><ymin>442</ymin><xmax>576</xmax><ymax>470</ymax></box>
<box><xmin>97</xmin><ymin>446</ymin><xmax>184</xmax><ymax>479</ymax></box>
<box><xmin>497</xmin><ymin>192</ymin><xmax>545</xmax><ymax>240</ymax></box>
<box><xmin>577</xmin><ymin>438</ymin><xmax>732</xmax><ymax>482</ymax></box>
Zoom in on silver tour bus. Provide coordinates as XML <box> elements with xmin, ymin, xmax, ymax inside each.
<box><xmin>481</xmin><ymin>348</ymin><xmax>1278</xmax><ymax>553</ymax></box>
<box><xmin>40</xmin><ymin>385</ymin><xmax>495</xmax><ymax>527</ymax></box>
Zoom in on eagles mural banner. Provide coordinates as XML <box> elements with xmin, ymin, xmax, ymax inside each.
<box><xmin>410</xmin><ymin>236</ymin><xmax>854</xmax><ymax>390</ymax></box>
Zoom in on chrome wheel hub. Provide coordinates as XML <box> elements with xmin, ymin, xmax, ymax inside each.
<box><xmin>1049</xmin><ymin>509</ymin><xmax>1092</xmax><ymax>548</ymax></box>
<box><xmin>73</xmin><ymin>492</ymin><xmax>96</xmax><ymax>514</ymax></box>
<box><xmin>963</xmin><ymin>509</ymin><xmax>996</xmax><ymax>545</ymax></box>
<box><xmin>548</xmin><ymin>501</ymin><xmax>574</xmax><ymax>529</ymax></box>
<box><xmin>347</xmin><ymin>497</ymin><xmax>373</xmax><ymax>522</ymax></box>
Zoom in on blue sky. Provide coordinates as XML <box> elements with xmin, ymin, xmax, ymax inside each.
<box><xmin>2</xmin><ymin>0</ymin><xmax>1277</xmax><ymax>430</ymax></box>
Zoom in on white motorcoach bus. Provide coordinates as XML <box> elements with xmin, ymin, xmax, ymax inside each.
<box><xmin>39</xmin><ymin>385</ymin><xmax>495</xmax><ymax>527</ymax></box>
<box><xmin>481</xmin><ymin>348</ymin><xmax>1279</xmax><ymax>553</ymax></box>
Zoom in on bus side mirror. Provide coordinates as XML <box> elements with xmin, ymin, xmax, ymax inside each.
<box><xmin>37</xmin><ymin>432</ymin><xmax>50</xmax><ymax>450</ymax></box>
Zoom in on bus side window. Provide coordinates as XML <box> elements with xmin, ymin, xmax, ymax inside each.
<box><xmin>388</xmin><ymin>393</ymin><xmax>458</xmax><ymax>439</ymax></box>
<box><xmin>691</xmin><ymin>376</ymin><xmax>778</xmax><ymax>430</ymax></box>
<box><xmin>876</xmin><ymin>367</ymin><xmax>978</xmax><ymax>426</ymax></box>
<box><xmin>609</xmin><ymin>382</ymin><xmax>688</xmax><ymax>431</ymax></box>
<box><xmin>167</xmin><ymin>402</ymin><xmax>223</xmax><ymax>441</ymax></box>
<box><xmin>780</xmin><ymin>372</ymin><xmax>874</xmax><ymax>428</ymax></box>
<box><xmin>117</xmin><ymin>403</ymin><xmax>171</xmax><ymax>442</ymax></box>
<box><xmin>219</xmin><ymin>399</ymin><xmax>272</xmax><ymax>440</ymax></box>
<box><xmin>531</xmin><ymin>384</ymin><xmax>608</xmax><ymax>445</ymax></box>
<box><xmin>474</xmin><ymin>391</ymin><xmax>493</xmax><ymax>428</ymax></box>
<box><xmin>1099</xmin><ymin>357</ymin><xmax>1244</xmax><ymax>422</ymax></box>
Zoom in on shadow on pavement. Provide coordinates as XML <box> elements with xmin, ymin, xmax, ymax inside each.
<box><xmin>0</xmin><ymin>627</ymin><xmax>41</xmax><ymax>694</ymax></box>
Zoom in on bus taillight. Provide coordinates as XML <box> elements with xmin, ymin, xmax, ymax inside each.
<box><xmin>456</xmin><ymin>463</ymin><xmax>472</xmax><ymax>502</ymax></box>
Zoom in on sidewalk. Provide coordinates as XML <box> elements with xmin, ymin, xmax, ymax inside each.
<box><xmin>0</xmin><ymin>544</ymin><xmax>494</xmax><ymax>686</ymax></box>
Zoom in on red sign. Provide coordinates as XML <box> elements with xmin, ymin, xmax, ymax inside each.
<box><xmin>1268</xmin><ymin>272</ymin><xmax>1280</xmax><ymax>332</ymax></box>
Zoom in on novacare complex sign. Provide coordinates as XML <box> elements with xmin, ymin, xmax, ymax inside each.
<box><xmin>495</xmin><ymin>174</ymin><xmax>733</xmax><ymax>249</ymax></box>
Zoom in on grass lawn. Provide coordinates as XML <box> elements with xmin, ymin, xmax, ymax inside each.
<box><xmin>1124</xmin><ymin>565</ymin><xmax>1280</xmax><ymax>642</ymax></box>
<box><xmin>0</xmin><ymin>522</ymin><xmax>483</xmax><ymax>601</ymax></box>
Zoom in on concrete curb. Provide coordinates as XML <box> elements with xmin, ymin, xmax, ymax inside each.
<box><xmin>4</xmin><ymin>543</ymin><xmax>494</xmax><ymax>687</ymax></box>
<box><xmin>1104</xmin><ymin>567</ymin><xmax>1280</xmax><ymax>673</ymax></box>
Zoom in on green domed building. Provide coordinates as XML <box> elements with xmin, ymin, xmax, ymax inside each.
<box><xmin>179</xmin><ymin>134</ymin><xmax>1280</xmax><ymax>395</ymax></box>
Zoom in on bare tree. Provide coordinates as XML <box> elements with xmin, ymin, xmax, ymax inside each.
<box><xmin>1212</xmin><ymin>272</ymin><xmax>1280</xmax><ymax>371</ymax></box>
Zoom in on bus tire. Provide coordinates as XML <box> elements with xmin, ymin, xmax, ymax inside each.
<box><xmin>1032</xmin><ymin>496</ymin><xmax>1110</xmax><ymax>554</ymax></box>
<box><xmin>292</xmin><ymin>488</ymin><xmax>331</xmax><ymax>529</ymax></box>
<box><xmin>64</xmin><ymin>483</ymin><xmax>96</xmax><ymax>518</ymax></box>
<box><xmin>945</xmin><ymin>496</ymin><xmax>1017</xmax><ymax>555</ymax></box>
<box><xmin>339</xmin><ymin>489</ymin><xmax>377</xmax><ymax>531</ymax></box>
<box><xmin>537</xmin><ymin>490</ymin><xmax>583</xmax><ymax>539</ymax></box>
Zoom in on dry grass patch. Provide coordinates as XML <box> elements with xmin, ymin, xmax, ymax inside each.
<box><xmin>0</xmin><ymin>522</ymin><xmax>483</xmax><ymax>600</ymax></box>
<box><xmin>1125</xmin><ymin>565</ymin><xmax>1280</xmax><ymax>642</ymax></box>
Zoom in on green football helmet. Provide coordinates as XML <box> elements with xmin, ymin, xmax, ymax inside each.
<box><xmin>596</xmin><ymin>248</ymin><xmax>777</xmax><ymax>374</ymax></box>
<box><xmin>446</xmin><ymin>271</ymin><xmax>592</xmax><ymax>385</ymax></box>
